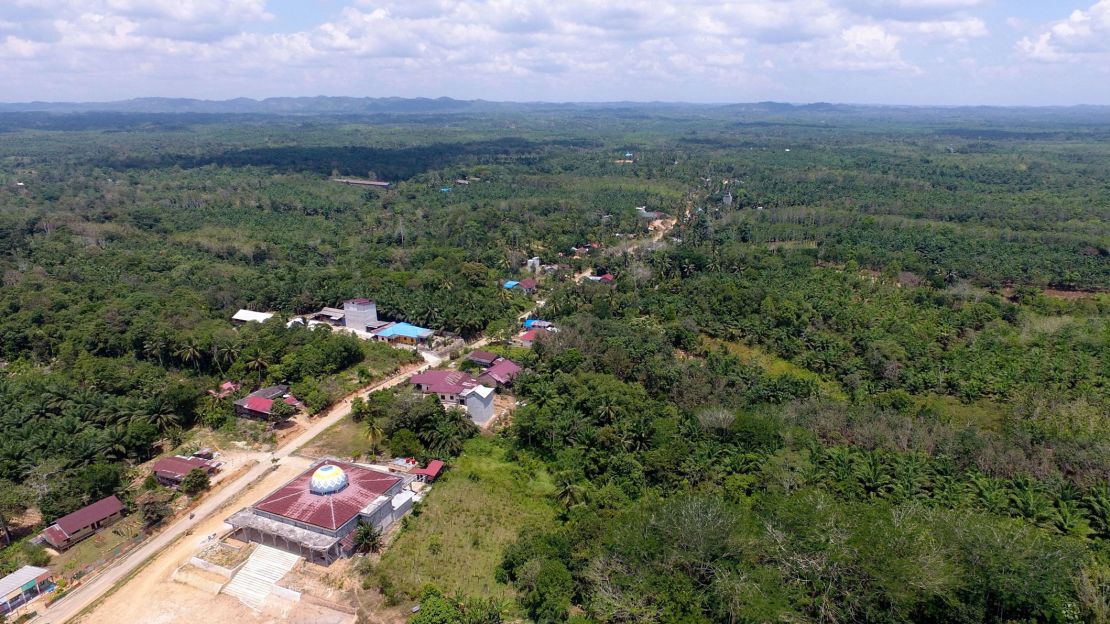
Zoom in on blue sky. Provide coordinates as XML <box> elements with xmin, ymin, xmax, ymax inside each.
<box><xmin>1</xmin><ymin>0</ymin><xmax>1109</xmax><ymax>105</ymax></box>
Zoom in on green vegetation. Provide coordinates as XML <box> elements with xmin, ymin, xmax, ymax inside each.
<box><xmin>379</xmin><ymin>437</ymin><xmax>556</xmax><ymax>602</ymax></box>
<box><xmin>0</xmin><ymin>104</ymin><xmax>1107</xmax><ymax>620</ymax></box>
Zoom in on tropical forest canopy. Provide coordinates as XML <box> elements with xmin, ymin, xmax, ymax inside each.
<box><xmin>0</xmin><ymin>101</ymin><xmax>1107</xmax><ymax>622</ymax></box>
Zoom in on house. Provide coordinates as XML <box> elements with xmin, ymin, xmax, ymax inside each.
<box><xmin>516</xmin><ymin>328</ymin><xmax>551</xmax><ymax>348</ymax></box>
<box><xmin>410</xmin><ymin>370</ymin><xmax>495</xmax><ymax>423</ymax></box>
<box><xmin>523</xmin><ymin>319</ymin><xmax>553</xmax><ymax>329</ymax></box>
<box><xmin>461</xmin><ymin>386</ymin><xmax>495</xmax><ymax>425</ymax></box>
<box><xmin>466</xmin><ymin>350</ymin><xmax>501</xmax><ymax>368</ymax></box>
<box><xmin>388</xmin><ymin>458</ymin><xmax>445</xmax><ymax>483</ymax></box>
<box><xmin>0</xmin><ymin>566</ymin><xmax>53</xmax><ymax>615</ymax></box>
<box><xmin>308</xmin><ymin>306</ymin><xmax>346</xmax><ymax>326</ymax></box>
<box><xmin>411</xmin><ymin>459</ymin><xmax>445</xmax><ymax>482</ymax></box>
<box><xmin>209</xmin><ymin>381</ymin><xmax>240</xmax><ymax>399</ymax></box>
<box><xmin>598</xmin><ymin>273</ymin><xmax>615</xmax><ymax>284</ymax></box>
<box><xmin>38</xmin><ymin>496</ymin><xmax>125</xmax><ymax>551</ymax></box>
<box><xmin>371</xmin><ymin>322</ymin><xmax>434</xmax><ymax>345</ymax></box>
<box><xmin>232</xmin><ymin>309</ymin><xmax>274</xmax><ymax>324</ymax></box>
<box><xmin>516</xmin><ymin>278</ymin><xmax>538</xmax><ymax>294</ymax></box>
<box><xmin>151</xmin><ymin>455</ymin><xmax>220</xmax><ymax>488</ymax></box>
<box><xmin>410</xmin><ymin>370</ymin><xmax>479</xmax><ymax>403</ymax></box>
<box><xmin>342</xmin><ymin>298</ymin><xmax>378</xmax><ymax>331</ymax></box>
<box><xmin>478</xmin><ymin>359</ymin><xmax>521</xmax><ymax>387</ymax></box>
<box><xmin>233</xmin><ymin>385</ymin><xmax>301</xmax><ymax>420</ymax></box>
<box><xmin>332</xmin><ymin>178</ymin><xmax>390</xmax><ymax>188</ymax></box>
<box><xmin>526</xmin><ymin>256</ymin><xmax>541</xmax><ymax>274</ymax></box>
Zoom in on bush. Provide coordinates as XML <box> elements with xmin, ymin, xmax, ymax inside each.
<box><xmin>179</xmin><ymin>468</ymin><xmax>211</xmax><ymax>496</ymax></box>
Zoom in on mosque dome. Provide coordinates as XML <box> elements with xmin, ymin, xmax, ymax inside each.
<box><xmin>309</xmin><ymin>464</ymin><xmax>349</xmax><ymax>494</ymax></box>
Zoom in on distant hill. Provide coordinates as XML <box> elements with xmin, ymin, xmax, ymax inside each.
<box><xmin>2</xmin><ymin>97</ymin><xmax>1110</xmax><ymax>125</ymax></box>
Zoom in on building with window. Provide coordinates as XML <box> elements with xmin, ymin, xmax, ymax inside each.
<box><xmin>0</xmin><ymin>566</ymin><xmax>53</xmax><ymax>616</ymax></box>
<box><xmin>38</xmin><ymin>496</ymin><xmax>125</xmax><ymax>551</ymax></box>
<box><xmin>226</xmin><ymin>460</ymin><xmax>412</xmax><ymax>565</ymax></box>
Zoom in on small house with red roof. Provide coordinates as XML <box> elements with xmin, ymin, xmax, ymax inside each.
<box><xmin>233</xmin><ymin>385</ymin><xmax>301</xmax><ymax>421</ymax></box>
<box><xmin>515</xmin><ymin>327</ymin><xmax>553</xmax><ymax>348</ymax></box>
<box><xmin>38</xmin><ymin>496</ymin><xmax>125</xmax><ymax>551</ymax></box>
<box><xmin>151</xmin><ymin>455</ymin><xmax>220</xmax><ymax>488</ymax></box>
<box><xmin>409</xmin><ymin>370</ymin><xmax>479</xmax><ymax>403</ymax></box>
<box><xmin>209</xmin><ymin>381</ymin><xmax>240</xmax><ymax>399</ymax></box>
<box><xmin>478</xmin><ymin>359</ymin><xmax>522</xmax><ymax>387</ymax></box>
<box><xmin>466</xmin><ymin>350</ymin><xmax>501</xmax><ymax>367</ymax></box>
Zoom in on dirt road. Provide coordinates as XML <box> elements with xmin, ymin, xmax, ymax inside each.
<box><xmin>39</xmin><ymin>361</ymin><xmax>432</xmax><ymax>624</ymax></box>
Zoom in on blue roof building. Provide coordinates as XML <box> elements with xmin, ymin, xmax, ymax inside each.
<box><xmin>503</xmin><ymin>281</ymin><xmax>520</xmax><ymax>289</ymax></box>
<box><xmin>373</xmin><ymin>322</ymin><xmax>434</xmax><ymax>345</ymax></box>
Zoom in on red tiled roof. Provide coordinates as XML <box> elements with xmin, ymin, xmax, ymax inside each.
<box><xmin>246</xmin><ymin>396</ymin><xmax>274</xmax><ymax>413</ymax></box>
<box><xmin>598</xmin><ymin>273</ymin><xmax>615</xmax><ymax>282</ymax></box>
<box><xmin>519</xmin><ymin>328</ymin><xmax>549</xmax><ymax>342</ymax></box>
<box><xmin>480</xmin><ymin>359</ymin><xmax>522</xmax><ymax>384</ymax></box>
<box><xmin>282</xmin><ymin>395</ymin><xmax>300</xmax><ymax>406</ymax></box>
<box><xmin>253</xmin><ymin>460</ymin><xmax>401</xmax><ymax>531</ymax></box>
<box><xmin>152</xmin><ymin>456</ymin><xmax>215</xmax><ymax>480</ymax></box>
<box><xmin>53</xmin><ymin>495</ymin><xmax>124</xmax><ymax>535</ymax></box>
<box><xmin>42</xmin><ymin>524</ymin><xmax>68</xmax><ymax>547</ymax></box>
<box><xmin>412</xmin><ymin>460</ymin><xmax>444</xmax><ymax>478</ymax></box>
<box><xmin>518</xmin><ymin>278</ymin><xmax>537</xmax><ymax>289</ymax></box>
<box><xmin>467</xmin><ymin>350</ymin><xmax>500</xmax><ymax>365</ymax></box>
<box><xmin>410</xmin><ymin>369</ymin><xmax>478</xmax><ymax>395</ymax></box>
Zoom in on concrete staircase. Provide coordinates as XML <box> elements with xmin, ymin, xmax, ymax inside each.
<box><xmin>221</xmin><ymin>544</ymin><xmax>301</xmax><ymax>610</ymax></box>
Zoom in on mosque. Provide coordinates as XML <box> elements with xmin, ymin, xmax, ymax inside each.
<box><xmin>226</xmin><ymin>459</ymin><xmax>416</xmax><ymax>564</ymax></box>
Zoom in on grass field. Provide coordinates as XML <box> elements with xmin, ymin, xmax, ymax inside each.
<box><xmin>704</xmin><ymin>336</ymin><xmax>848</xmax><ymax>400</ymax></box>
<box><xmin>297</xmin><ymin>414</ymin><xmax>368</xmax><ymax>460</ymax></box>
<box><xmin>52</xmin><ymin>517</ymin><xmax>144</xmax><ymax>576</ymax></box>
<box><xmin>379</xmin><ymin>436</ymin><xmax>556</xmax><ymax>601</ymax></box>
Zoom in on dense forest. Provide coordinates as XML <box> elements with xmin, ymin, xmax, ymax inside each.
<box><xmin>0</xmin><ymin>104</ymin><xmax>1107</xmax><ymax>622</ymax></box>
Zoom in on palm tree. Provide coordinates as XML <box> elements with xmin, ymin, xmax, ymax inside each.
<box><xmin>364</xmin><ymin>420</ymin><xmax>385</xmax><ymax>459</ymax></box>
<box><xmin>1082</xmin><ymin>486</ymin><xmax>1110</xmax><ymax>540</ymax></box>
<box><xmin>243</xmin><ymin>349</ymin><xmax>270</xmax><ymax>385</ymax></box>
<box><xmin>1052</xmin><ymin>500</ymin><xmax>1092</xmax><ymax>538</ymax></box>
<box><xmin>175</xmin><ymin>341</ymin><xmax>203</xmax><ymax>372</ymax></box>
<box><xmin>554</xmin><ymin>474</ymin><xmax>586</xmax><ymax>509</ymax></box>
<box><xmin>353</xmin><ymin>522</ymin><xmax>383</xmax><ymax>554</ymax></box>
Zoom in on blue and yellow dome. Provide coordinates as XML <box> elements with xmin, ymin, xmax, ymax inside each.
<box><xmin>309</xmin><ymin>464</ymin><xmax>348</xmax><ymax>494</ymax></box>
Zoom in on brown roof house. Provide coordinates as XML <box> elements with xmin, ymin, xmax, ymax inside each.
<box><xmin>151</xmin><ymin>456</ymin><xmax>220</xmax><ymax>488</ymax></box>
<box><xmin>234</xmin><ymin>385</ymin><xmax>301</xmax><ymax>421</ymax></box>
<box><xmin>38</xmin><ymin>496</ymin><xmax>125</xmax><ymax>551</ymax></box>
<box><xmin>478</xmin><ymin>359</ymin><xmax>522</xmax><ymax>387</ymax></box>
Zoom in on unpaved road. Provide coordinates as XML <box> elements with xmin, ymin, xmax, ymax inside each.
<box><xmin>39</xmin><ymin>361</ymin><xmax>432</xmax><ymax>624</ymax></box>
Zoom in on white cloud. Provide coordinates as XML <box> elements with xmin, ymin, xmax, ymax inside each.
<box><xmin>1018</xmin><ymin>1</ymin><xmax>1110</xmax><ymax>63</ymax></box>
<box><xmin>0</xmin><ymin>0</ymin><xmax>1085</xmax><ymax>103</ymax></box>
<box><xmin>0</xmin><ymin>35</ymin><xmax>45</xmax><ymax>58</ymax></box>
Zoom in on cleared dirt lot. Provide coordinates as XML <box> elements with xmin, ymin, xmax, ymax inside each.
<box><xmin>73</xmin><ymin>456</ymin><xmax>339</xmax><ymax>624</ymax></box>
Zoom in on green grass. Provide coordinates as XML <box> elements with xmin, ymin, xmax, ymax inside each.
<box><xmin>298</xmin><ymin>414</ymin><xmax>369</xmax><ymax>460</ymax></box>
<box><xmin>705</xmin><ymin>337</ymin><xmax>847</xmax><ymax>400</ymax></box>
<box><xmin>51</xmin><ymin>517</ymin><xmax>143</xmax><ymax>575</ymax></box>
<box><xmin>380</xmin><ymin>437</ymin><xmax>556</xmax><ymax>600</ymax></box>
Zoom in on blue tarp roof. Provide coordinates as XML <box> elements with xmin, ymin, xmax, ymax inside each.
<box><xmin>503</xmin><ymin>281</ymin><xmax>519</xmax><ymax>289</ymax></box>
<box><xmin>376</xmin><ymin>322</ymin><xmax>433</xmax><ymax>339</ymax></box>
<box><xmin>523</xmin><ymin>319</ymin><xmax>550</xmax><ymax>328</ymax></box>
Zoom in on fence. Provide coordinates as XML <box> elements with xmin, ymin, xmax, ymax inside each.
<box><xmin>62</xmin><ymin>533</ymin><xmax>148</xmax><ymax>586</ymax></box>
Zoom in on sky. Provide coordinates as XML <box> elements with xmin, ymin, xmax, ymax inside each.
<box><xmin>1</xmin><ymin>0</ymin><xmax>1109</xmax><ymax>105</ymax></box>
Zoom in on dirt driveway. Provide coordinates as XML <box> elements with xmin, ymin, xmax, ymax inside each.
<box><xmin>75</xmin><ymin>457</ymin><xmax>314</xmax><ymax>624</ymax></box>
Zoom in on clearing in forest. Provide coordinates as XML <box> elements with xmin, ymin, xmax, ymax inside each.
<box><xmin>378</xmin><ymin>437</ymin><xmax>555</xmax><ymax>601</ymax></box>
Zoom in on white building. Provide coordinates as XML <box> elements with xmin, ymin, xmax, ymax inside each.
<box><xmin>343</xmin><ymin>298</ymin><xmax>378</xmax><ymax>331</ymax></box>
<box><xmin>232</xmin><ymin>309</ymin><xmax>274</xmax><ymax>323</ymax></box>
<box><xmin>462</xmin><ymin>385</ymin><xmax>495</xmax><ymax>426</ymax></box>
